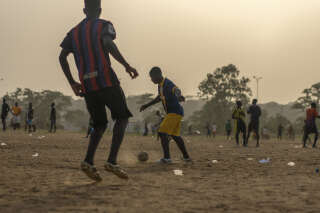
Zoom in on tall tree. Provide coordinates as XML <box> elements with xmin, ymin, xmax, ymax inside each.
<box><xmin>189</xmin><ymin>64</ymin><xmax>252</xmax><ymax>133</ymax></box>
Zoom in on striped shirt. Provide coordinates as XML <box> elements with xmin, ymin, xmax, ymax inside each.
<box><xmin>60</xmin><ymin>18</ymin><xmax>119</xmax><ymax>93</ymax></box>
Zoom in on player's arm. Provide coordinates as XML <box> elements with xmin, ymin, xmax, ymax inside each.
<box><xmin>59</xmin><ymin>49</ymin><xmax>83</xmax><ymax>96</ymax></box>
<box><xmin>102</xmin><ymin>35</ymin><xmax>138</xmax><ymax>79</ymax></box>
<box><xmin>172</xmin><ymin>87</ymin><xmax>185</xmax><ymax>102</ymax></box>
<box><xmin>140</xmin><ymin>95</ymin><xmax>161</xmax><ymax>112</ymax></box>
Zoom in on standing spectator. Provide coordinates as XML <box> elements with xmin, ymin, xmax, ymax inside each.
<box><xmin>50</xmin><ymin>103</ymin><xmax>57</xmax><ymax>133</ymax></box>
<box><xmin>1</xmin><ymin>98</ymin><xmax>10</xmax><ymax>131</ymax></box>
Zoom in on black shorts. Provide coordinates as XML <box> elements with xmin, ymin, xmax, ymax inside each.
<box><xmin>305</xmin><ymin>123</ymin><xmax>318</xmax><ymax>134</ymax></box>
<box><xmin>84</xmin><ymin>86</ymin><xmax>132</xmax><ymax>127</ymax></box>
<box><xmin>248</xmin><ymin>121</ymin><xmax>259</xmax><ymax>133</ymax></box>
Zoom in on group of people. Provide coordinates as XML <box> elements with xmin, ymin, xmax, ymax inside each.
<box><xmin>0</xmin><ymin>99</ymin><xmax>57</xmax><ymax>133</ymax></box>
<box><xmin>57</xmin><ymin>0</ymin><xmax>320</xmax><ymax>182</ymax></box>
<box><xmin>232</xmin><ymin>99</ymin><xmax>262</xmax><ymax>147</ymax></box>
<box><xmin>1</xmin><ymin>100</ymin><xmax>24</xmax><ymax>131</ymax></box>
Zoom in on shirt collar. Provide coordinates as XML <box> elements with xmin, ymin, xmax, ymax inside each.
<box><xmin>160</xmin><ymin>78</ymin><xmax>166</xmax><ymax>87</ymax></box>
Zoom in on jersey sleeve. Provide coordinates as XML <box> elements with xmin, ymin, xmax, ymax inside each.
<box><xmin>60</xmin><ymin>31</ymin><xmax>73</xmax><ymax>52</ymax></box>
<box><xmin>101</xmin><ymin>21</ymin><xmax>116</xmax><ymax>40</ymax></box>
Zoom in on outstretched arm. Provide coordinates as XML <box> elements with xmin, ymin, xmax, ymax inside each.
<box><xmin>140</xmin><ymin>95</ymin><xmax>161</xmax><ymax>112</ymax></box>
<box><xmin>59</xmin><ymin>49</ymin><xmax>83</xmax><ymax>96</ymax></box>
<box><xmin>102</xmin><ymin>35</ymin><xmax>138</xmax><ymax>79</ymax></box>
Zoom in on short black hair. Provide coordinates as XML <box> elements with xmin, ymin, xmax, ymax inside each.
<box><xmin>253</xmin><ymin>99</ymin><xmax>258</xmax><ymax>104</ymax></box>
<box><xmin>311</xmin><ymin>102</ymin><xmax>316</xmax><ymax>108</ymax></box>
<box><xmin>236</xmin><ymin>100</ymin><xmax>242</xmax><ymax>106</ymax></box>
<box><xmin>149</xmin><ymin>67</ymin><xmax>162</xmax><ymax>76</ymax></box>
<box><xmin>85</xmin><ymin>0</ymin><xmax>101</xmax><ymax>9</ymax></box>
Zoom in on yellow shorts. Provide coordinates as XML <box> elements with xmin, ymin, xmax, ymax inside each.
<box><xmin>158</xmin><ymin>113</ymin><xmax>183</xmax><ymax>137</ymax></box>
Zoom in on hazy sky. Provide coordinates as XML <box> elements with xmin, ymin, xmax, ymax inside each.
<box><xmin>1</xmin><ymin>0</ymin><xmax>320</xmax><ymax>103</ymax></box>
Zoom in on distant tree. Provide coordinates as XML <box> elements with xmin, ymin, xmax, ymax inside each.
<box><xmin>189</xmin><ymin>64</ymin><xmax>252</xmax><ymax>133</ymax></box>
<box><xmin>293</xmin><ymin>82</ymin><xmax>320</xmax><ymax>111</ymax></box>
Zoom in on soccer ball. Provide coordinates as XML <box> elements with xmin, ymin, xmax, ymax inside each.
<box><xmin>138</xmin><ymin>151</ymin><xmax>149</xmax><ymax>162</ymax></box>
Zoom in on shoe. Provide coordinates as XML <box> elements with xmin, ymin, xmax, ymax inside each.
<box><xmin>81</xmin><ymin>161</ymin><xmax>102</xmax><ymax>182</ymax></box>
<box><xmin>182</xmin><ymin>158</ymin><xmax>193</xmax><ymax>163</ymax></box>
<box><xmin>256</xmin><ymin>143</ymin><xmax>260</xmax><ymax>148</ymax></box>
<box><xmin>104</xmin><ymin>162</ymin><xmax>129</xmax><ymax>179</ymax></box>
<box><xmin>156</xmin><ymin>158</ymin><xmax>173</xmax><ymax>164</ymax></box>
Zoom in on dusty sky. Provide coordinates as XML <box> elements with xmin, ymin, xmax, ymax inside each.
<box><xmin>1</xmin><ymin>0</ymin><xmax>320</xmax><ymax>103</ymax></box>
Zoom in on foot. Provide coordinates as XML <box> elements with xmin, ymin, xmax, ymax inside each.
<box><xmin>80</xmin><ymin>161</ymin><xmax>102</xmax><ymax>182</ymax></box>
<box><xmin>182</xmin><ymin>157</ymin><xmax>193</xmax><ymax>163</ymax></box>
<box><xmin>104</xmin><ymin>162</ymin><xmax>129</xmax><ymax>179</ymax></box>
<box><xmin>256</xmin><ymin>143</ymin><xmax>260</xmax><ymax>147</ymax></box>
<box><xmin>156</xmin><ymin>158</ymin><xmax>173</xmax><ymax>164</ymax></box>
<box><xmin>313</xmin><ymin>145</ymin><xmax>317</xmax><ymax>148</ymax></box>
<box><xmin>303</xmin><ymin>145</ymin><xmax>307</xmax><ymax>148</ymax></box>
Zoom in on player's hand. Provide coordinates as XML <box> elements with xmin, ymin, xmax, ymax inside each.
<box><xmin>71</xmin><ymin>82</ymin><xmax>83</xmax><ymax>97</ymax></box>
<box><xmin>140</xmin><ymin>105</ymin><xmax>148</xmax><ymax>112</ymax></box>
<box><xmin>126</xmin><ymin>65</ymin><xmax>139</xmax><ymax>79</ymax></box>
<box><xmin>179</xmin><ymin>96</ymin><xmax>186</xmax><ymax>102</ymax></box>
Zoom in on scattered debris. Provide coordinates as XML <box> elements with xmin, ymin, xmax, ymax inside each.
<box><xmin>38</xmin><ymin>136</ymin><xmax>46</xmax><ymax>140</ymax></box>
<box><xmin>212</xmin><ymin>160</ymin><xmax>218</xmax><ymax>164</ymax></box>
<box><xmin>247</xmin><ymin>158</ymin><xmax>254</xmax><ymax>161</ymax></box>
<box><xmin>1</xmin><ymin>142</ymin><xmax>7</xmax><ymax>146</ymax></box>
<box><xmin>219</xmin><ymin>145</ymin><xmax>224</xmax><ymax>148</ymax></box>
<box><xmin>32</xmin><ymin>153</ymin><xmax>39</xmax><ymax>157</ymax></box>
<box><xmin>259</xmin><ymin>158</ymin><xmax>270</xmax><ymax>164</ymax></box>
<box><xmin>173</xmin><ymin>170</ymin><xmax>183</xmax><ymax>176</ymax></box>
<box><xmin>288</xmin><ymin>162</ymin><xmax>295</xmax><ymax>167</ymax></box>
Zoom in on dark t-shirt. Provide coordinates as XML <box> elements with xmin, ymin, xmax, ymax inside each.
<box><xmin>50</xmin><ymin>108</ymin><xmax>56</xmax><ymax>120</ymax></box>
<box><xmin>247</xmin><ymin>105</ymin><xmax>261</xmax><ymax>122</ymax></box>
<box><xmin>60</xmin><ymin>18</ymin><xmax>119</xmax><ymax>93</ymax></box>
<box><xmin>27</xmin><ymin>109</ymin><xmax>34</xmax><ymax>120</ymax></box>
<box><xmin>1</xmin><ymin>103</ymin><xmax>10</xmax><ymax>117</ymax></box>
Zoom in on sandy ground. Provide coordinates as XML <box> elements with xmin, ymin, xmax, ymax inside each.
<box><xmin>1</xmin><ymin>130</ymin><xmax>320</xmax><ymax>213</ymax></box>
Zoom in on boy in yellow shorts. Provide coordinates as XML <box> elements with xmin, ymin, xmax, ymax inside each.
<box><xmin>140</xmin><ymin>67</ymin><xmax>191</xmax><ymax>163</ymax></box>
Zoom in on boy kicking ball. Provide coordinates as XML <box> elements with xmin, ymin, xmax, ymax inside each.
<box><xmin>140</xmin><ymin>67</ymin><xmax>191</xmax><ymax>164</ymax></box>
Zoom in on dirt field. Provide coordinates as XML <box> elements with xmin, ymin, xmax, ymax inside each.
<box><xmin>1</xmin><ymin>131</ymin><xmax>320</xmax><ymax>213</ymax></box>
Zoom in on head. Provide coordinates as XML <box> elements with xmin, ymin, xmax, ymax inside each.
<box><xmin>83</xmin><ymin>0</ymin><xmax>102</xmax><ymax>19</ymax></box>
<box><xmin>236</xmin><ymin>100</ymin><xmax>242</xmax><ymax>108</ymax></box>
<box><xmin>311</xmin><ymin>102</ymin><xmax>316</xmax><ymax>109</ymax></box>
<box><xmin>51</xmin><ymin>102</ymin><xmax>55</xmax><ymax>108</ymax></box>
<box><xmin>252</xmin><ymin>99</ymin><xmax>258</xmax><ymax>105</ymax></box>
<box><xmin>149</xmin><ymin>67</ymin><xmax>163</xmax><ymax>84</ymax></box>
<box><xmin>15</xmin><ymin>102</ymin><xmax>18</xmax><ymax>107</ymax></box>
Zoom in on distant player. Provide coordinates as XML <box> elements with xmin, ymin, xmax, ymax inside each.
<box><xmin>49</xmin><ymin>103</ymin><xmax>57</xmax><ymax>133</ymax></box>
<box><xmin>206</xmin><ymin>122</ymin><xmax>212</xmax><ymax>138</ymax></box>
<box><xmin>288</xmin><ymin>125</ymin><xmax>295</xmax><ymax>141</ymax></box>
<box><xmin>232</xmin><ymin>101</ymin><xmax>247</xmax><ymax>146</ymax></box>
<box><xmin>246</xmin><ymin>99</ymin><xmax>261</xmax><ymax>147</ymax></box>
<box><xmin>277</xmin><ymin>124</ymin><xmax>283</xmax><ymax>140</ymax></box>
<box><xmin>26</xmin><ymin>103</ymin><xmax>34</xmax><ymax>133</ymax></box>
<box><xmin>140</xmin><ymin>67</ymin><xmax>191</xmax><ymax>164</ymax></box>
<box><xmin>303</xmin><ymin>102</ymin><xmax>320</xmax><ymax>148</ymax></box>
<box><xmin>11</xmin><ymin>102</ymin><xmax>22</xmax><ymax>130</ymax></box>
<box><xmin>225</xmin><ymin>120</ymin><xmax>232</xmax><ymax>141</ymax></box>
<box><xmin>59</xmin><ymin>0</ymin><xmax>138</xmax><ymax>181</ymax></box>
<box><xmin>212</xmin><ymin>124</ymin><xmax>217</xmax><ymax>138</ymax></box>
<box><xmin>1</xmin><ymin>98</ymin><xmax>10</xmax><ymax>131</ymax></box>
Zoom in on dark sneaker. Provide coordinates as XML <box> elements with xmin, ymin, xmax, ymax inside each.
<box><xmin>81</xmin><ymin>161</ymin><xmax>102</xmax><ymax>182</ymax></box>
<box><xmin>104</xmin><ymin>162</ymin><xmax>129</xmax><ymax>179</ymax></box>
<box><xmin>156</xmin><ymin>158</ymin><xmax>173</xmax><ymax>164</ymax></box>
<box><xmin>182</xmin><ymin>158</ymin><xmax>193</xmax><ymax>163</ymax></box>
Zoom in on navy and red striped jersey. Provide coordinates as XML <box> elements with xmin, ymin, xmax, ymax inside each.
<box><xmin>60</xmin><ymin>18</ymin><xmax>120</xmax><ymax>93</ymax></box>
